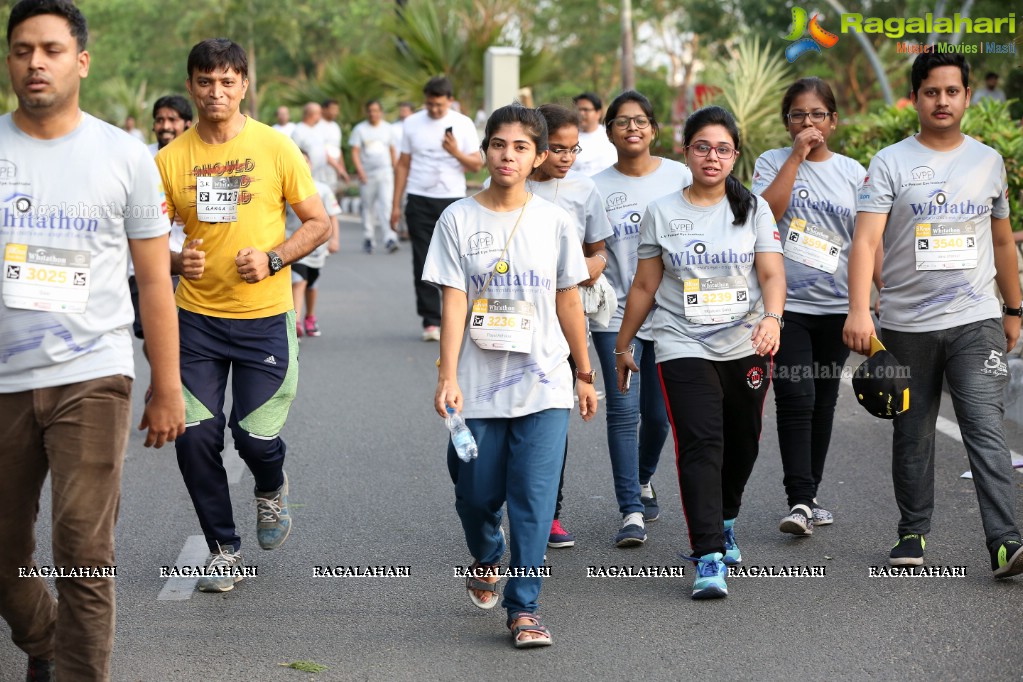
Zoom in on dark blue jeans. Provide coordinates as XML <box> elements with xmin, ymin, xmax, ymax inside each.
<box><xmin>591</xmin><ymin>332</ymin><xmax>670</xmax><ymax>516</ymax></box>
<box><xmin>449</xmin><ymin>408</ymin><xmax>569</xmax><ymax>617</ymax></box>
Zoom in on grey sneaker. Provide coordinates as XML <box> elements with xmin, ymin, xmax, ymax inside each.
<box><xmin>255</xmin><ymin>471</ymin><xmax>292</xmax><ymax>550</ymax></box>
<box><xmin>779</xmin><ymin>506</ymin><xmax>813</xmax><ymax>536</ymax></box>
<box><xmin>197</xmin><ymin>542</ymin><xmax>244</xmax><ymax>593</ymax></box>
<box><xmin>811</xmin><ymin>501</ymin><xmax>834</xmax><ymax>526</ymax></box>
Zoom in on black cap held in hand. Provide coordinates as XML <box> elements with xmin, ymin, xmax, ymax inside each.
<box><xmin>852</xmin><ymin>337</ymin><xmax>910</xmax><ymax>420</ymax></box>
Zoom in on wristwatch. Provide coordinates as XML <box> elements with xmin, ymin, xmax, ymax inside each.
<box><xmin>576</xmin><ymin>369</ymin><xmax>596</xmax><ymax>384</ymax></box>
<box><xmin>763</xmin><ymin>312</ymin><xmax>785</xmax><ymax>329</ymax></box>
<box><xmin>1003</xmin><ymin>303</ymin><xmax>1023</xmax><ymax>318</ymax></box>
<box><xmin>267</xmin><ymin>250</ymin><xmax>284</xmax><ymax>276</ymax></box>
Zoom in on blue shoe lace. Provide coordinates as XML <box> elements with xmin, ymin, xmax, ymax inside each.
<box><xmin>681</xmin><ymin>554</ymin><xmax>725</xmax><ymax>577</ymax></box>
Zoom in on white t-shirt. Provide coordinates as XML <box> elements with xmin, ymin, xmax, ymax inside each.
<box><xmin>286</xmin><ymin>180</ymin><xmax>341</xmax><ymax>269</ymax></box>
<box><xmin>575</xmin><ymin>128</ymin><xmax>618</xmax><ymax>177</ymax></box>
<box><xmin>422</xmin><ymin>195</ymin><xmax>588</xmax><ymax>419</ymax></box>
<box><xmin>592</xmin><ymin>158</ymin><xmax>693</xmax><ymax>336</ymax></box>
<box><xmin>400</xmin><ymin>109</ymin><xmax>479</xmax><ymax>198</ymax></box>
<box><xmin>857</xmin><ymin>134</ymin><xmax>1009</xmax><ymax>333</ymax></box>
<box><xmin>273</xmin><ymin>121</ymin><xmax>296</xmax><ymax>138</ymax></box>
<box><xmin>127</xmin><ymin>141</ymin><xmax>186</xmax><ymax>277</ymax></box>
<box><xmin>349</xmin><ymin>120</ymin><xmax>395</xmax><ymax>174</ymax></box>
<box><xmin>0</xmin><ymin>113</ymin><xmax>169</xmax><ymax>391</ymax></box>
<box><xmin>482</xmin><ymin>170</ymin><xmax>614</xmax><ymax>246</ymax></box>
<box><xmin>291</xmin><ymin>122</ymin><xmax>329</xmax><ymax>184</ymax></box>
<box><xmin>638</xmin><ymin>192</ymin><xmax>782</xmax><ymax>362</ymax></box>
<box><xmin>752</xmin><ymin>149</ymin><xmax>866</xmax><ymax>315</ymax></box>
<box><xmin>317</xmin><ymin>119</ymin><xmax>343</xmax><ymax>161</ymax></box>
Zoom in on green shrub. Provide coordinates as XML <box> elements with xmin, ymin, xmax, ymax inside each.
<box><xmin>835</xmin><ymin>99</ymin><xmax>1022</xmax><ymax>231</ymax></box>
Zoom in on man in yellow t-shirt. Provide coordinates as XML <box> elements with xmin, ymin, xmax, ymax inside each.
<box><xmin>156</xmin><ymin>38</ymin><xmax>328</xmax><ymax>593</ymax></box>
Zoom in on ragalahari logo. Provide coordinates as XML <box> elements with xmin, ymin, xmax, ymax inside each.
<box><xmin>784</xmin><ymin>7</ymin><xmax>839</xmax><ymax>62</ymax></box>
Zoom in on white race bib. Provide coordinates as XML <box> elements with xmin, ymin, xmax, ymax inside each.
<box><xmin>3</xmin><ymin>243</ymin><xmax>91</xmax><ymax>313</ymax></box>
<box><xmin>682</xmin><ymin>275</ymin><xmax>750</xmax><ymax>324</ymax></box>
<box><xmin>783</xmin><ymin>217</ymin><xmax>843</xmax><ymax>274</ymax></box>
<box><xmin>469</xmin><ymin>298</ymin><xmax>535</xmax><ymax>352</ymax></box>
<box><xmin>914</xmin><ymin>222</ymin><xmax>977</xmax><ymax>270</ymax></box>
<box><xmin>196</xmin><ymin>176</ymin><xmax>240</xmax><ymax>223</ymax></box>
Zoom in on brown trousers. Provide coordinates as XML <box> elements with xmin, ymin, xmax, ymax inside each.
<box><xmin>0</xmin><ymin>375</ymin><xmax>131</xmax><ymax>681</ymax></box>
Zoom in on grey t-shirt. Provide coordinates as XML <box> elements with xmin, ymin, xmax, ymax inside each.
<box><xmin>592</xmin><ymin>158</ymin><xmax>693</xmax><ymax>336</ymax></box>
<box><xmin>286</xmin><ymin>180</ymin><xmax>341</xmax><ymax>269</ymax></box>
<box><xmin>637</xmin><ymin>192</ymin><xmax>782</xmax><ymax>362</ymax></box>
<box><xmin>0</xmin><ymin>113</ymin><xmax>169</xmax><ymax>391</ymax></box>
<box><xmin>857</xmin><ymin>134</ymin><xmax>1009</xmax><ymax>333</ymax></box>
<box><xmin>575</xmin><ymin>128</ymin><xmax>619</xmax><ymax>177</ymax></box>
<box><xmin>422</xmin><ymin>195</ymin><xmax>588</xmax><ymax>419</ymax></box>
<box><xmin>752</xmin><ymin>149</ymin><xmax>866</xmax><ymax>315</ymax></box>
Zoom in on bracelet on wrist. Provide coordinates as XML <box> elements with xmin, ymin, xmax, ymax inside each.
<box><xmin>596</xmin><ymin>253</ymin><xmax>608</xmax><ymax>269</ymax></box>
<box><xmin>613</xmin><ymin>344</ymin><xmax>635</xmax><ymax>356</ymax></box>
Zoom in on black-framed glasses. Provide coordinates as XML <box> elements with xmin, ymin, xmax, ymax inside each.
<box><xmin>786</xmin><ymin>111</ymin><xmax>832</xmax><ymax>124</ymax></box>
<box><xmin>549</xmin><ymin>145</ymin><xmax>582</xmax><ymax>156</ymax></box>
<box><xmin>611</xmin><ymin>115</ymin><xmax>650</xmax><ymax>129</ymax></box>
<box><xmin>687</xmin><ymin>143</ymin><xmax>737</xmax><ymax>159</ymax></box>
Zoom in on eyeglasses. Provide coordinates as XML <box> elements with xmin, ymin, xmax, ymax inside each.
<box><xmin>549</xmin><ymin>145</ymin><xmax>582</xmax><ymax>156</ymax></box>
<box><xmin>611</xmin><ymin>115</ymin><xmax>651</xmax><ymax>129</ymax></box>
<box><xmin>687</xmin><ymin>143</ymin><xmax>737</xmax><ymax>159</ymax></box>
<box><xmin>786</xmin><ymin>111</ymin><xmax>832</xmax><ymax>124</ymax></box>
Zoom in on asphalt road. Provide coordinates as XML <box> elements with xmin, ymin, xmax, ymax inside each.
<box><xmin>3</xmin><ymin>215</ymin><xmax>1022</xmax><ymax>681</ymax></box>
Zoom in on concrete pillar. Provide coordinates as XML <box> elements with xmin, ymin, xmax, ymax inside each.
<box><xmin>484</xmin><ymin>47</ymin><xmax>521</xmax><ymax>116</ymax></box>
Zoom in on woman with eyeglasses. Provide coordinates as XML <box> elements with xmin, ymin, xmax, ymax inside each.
<box><xmin>590</xmin><ymin>91</ymin><xmax>692</xmax><ymax>547</ymax></box>
<box><xmin>615</xmin><ymin>105</ymin><xmax>786</xmax><ymax>598</ymax></box>
<box><xmin>751</xmin><ymin>78</ymin><xmax>866</xmax><ymax>538</ymax></box>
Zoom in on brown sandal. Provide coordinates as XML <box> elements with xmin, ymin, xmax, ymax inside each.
<box><xmin>507</xmin><ymin>612</ymin><xmax>552</xmax><ymax>649</ymax></box>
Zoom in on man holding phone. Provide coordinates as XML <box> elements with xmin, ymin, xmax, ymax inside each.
<box><xmin>391</xmin><ymin>77</ymin><xmax>481</xmax><ymax>341</ymax></box>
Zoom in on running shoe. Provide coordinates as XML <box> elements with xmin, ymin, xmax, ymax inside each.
<box><xmin>992</xmin><ymin>539</ymin><xmax>1023</xmax><ymax>579</ymax></box>
<box><xmin>889</xmin><ymin>534</ymin><xmax>925</xmax><ymax>566</ymax></box>
<box><xmin>548</xmin><ymin>519</ymin><xmax>575</xmax><ymax>548</ymax></box>
<box><xmin>723</xmin><ymin>518</ymin><xmax>742</xmax><ymax>564</ymax></box>
<box><xmin>640</xmin><ymin>482</ymin><xmax>659</xmax><ymax>522</ymax></box>
<box><xmin>386</xmin><ymin>239</ymin><xmax>400</xmax><ymax>253</ymax></box>
<box><xmin>197</xmin><ymin>542</ymin><xmax>244</xmax><ymax>593</ymax></box>
<box><xmin>422</xmin><ymin>325</ymin><xmax>441</xmax><ymax>342</ymax></box>
<box><xmin>363</xmin><ymin>239</ymin><xmax>373</xmax><ymax>254</ymax></box>
<box><xmin>295</xmin><ymin>322</ymin><xmax>304</xmax><ymax>338</ymax></box>
<box><xmin>255</xmin><ymin>471</ymin><xmax>292</xmax><ymax>550</ymax></box>
<box><xmin>779</xmin><ymin>506</ymin><xmax>813</xmax><ymax>536</ymax></box>
<box><xmin>690</xmin><ymin>552</ymin><xmax>728</xmax><ymax>599</ymax></box>
<box><xmin>614</xmin><ymin>513</ymin><xmax>646</xmax><ymax>547</ymax></box>
<box><xmin>304</xmin><ymin>315</ymin><xmax>321</xmax><ymax>337</ymax></box>
<box><xmin>811</xmin><ymin>501</ymin><xmax>834</xmax><ymax>525</ymax></box>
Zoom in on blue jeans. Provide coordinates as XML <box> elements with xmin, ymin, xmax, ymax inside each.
<box><xmin>449</xmin><ymin>408</ymin><xmax>569</xmax><ymax>617</ymax></box>
<box><xmin>591</xmin><ymin>332</ymin><xmax>670</xmax><ymax>515</ymax></box>
<box><xmin>883</xmin><ymin>320</ymin><xmax>1019</xmax><ymax>551</ymax></box>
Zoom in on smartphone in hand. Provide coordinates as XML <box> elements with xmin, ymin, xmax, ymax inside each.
<box><xmin>445</xmin><ymin>126</ymin><xmax>453</xmax><ymax>136</ymax></box>
<box><xmin>622</xmin><ymin>368</ymin><xmax>632</xmax><ymax>393</ymax></box>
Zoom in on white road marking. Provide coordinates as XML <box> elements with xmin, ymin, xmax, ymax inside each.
<box><xmin>156</xmin><ymin>535</ymin><xmax>209</xmax><ymax>601</ymax></box>
<box><xmin>840</xmin><ymin>375</ymin><xmax>1022</xmax><ymax>478</ymax></box>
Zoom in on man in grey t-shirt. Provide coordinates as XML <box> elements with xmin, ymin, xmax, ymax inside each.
<box><xmin>844</xmin><ymin>53</ymin><xmax>1023</xmax><ymax>578</ymax></box>
<box><xmin>0</xmin><ymin>2</ymin><xmax>184</xmax><ymax>678</ymax></box>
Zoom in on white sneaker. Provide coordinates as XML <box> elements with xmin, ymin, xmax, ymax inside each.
<box><xmin>422</xmin><ymin>325</ymin><xmax>441</xmax><ymax>342</ymax></box>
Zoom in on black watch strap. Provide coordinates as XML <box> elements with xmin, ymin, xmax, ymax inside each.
<box><xmin>1003</xmin><ymin>304</ymin><xmax>1023</xmax><ymax>318</ymax></box>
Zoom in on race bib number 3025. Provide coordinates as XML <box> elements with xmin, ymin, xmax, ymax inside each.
<box><xmin>3</xmin><ymin>243</ymin><xmax>91</xmax><ymax>312</ymax></box>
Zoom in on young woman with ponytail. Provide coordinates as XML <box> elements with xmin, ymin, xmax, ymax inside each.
<box><xmin>614</xmin><ymin>105</ymin><xmax>786</xmax><ymax>599</ymax></box>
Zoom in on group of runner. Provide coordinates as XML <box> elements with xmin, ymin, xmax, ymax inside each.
<box><xmin>1</xmin><ymin>0</ymin><xmax>1021</xmax><ymax>675</ymax></box>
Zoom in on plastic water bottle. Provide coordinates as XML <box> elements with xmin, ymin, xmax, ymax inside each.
<box><xmin>446</xmin><ymin>407</ymin><xmax>478</xmax><ymax>462</ymax></box>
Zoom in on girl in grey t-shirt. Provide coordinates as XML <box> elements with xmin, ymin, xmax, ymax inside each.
<box><xmin>751</xmin><ymin>78</ymin><xmax>867</xmax><ymax>538</ymax></box>
<box><xmin>616</xmin><ymin>106</ymin><xmax>786</xmax><ymax>600</ymax></box>
<box><xmin>422</xmin><ymin>104</ymin><xmax>596</xmax><ymax>649</ymax></box>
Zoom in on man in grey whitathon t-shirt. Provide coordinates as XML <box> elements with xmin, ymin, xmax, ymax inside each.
<box><xmin>844</xmin><ymin>53</ymin><xmax>1023</xmax><ymax>578</ymax></box>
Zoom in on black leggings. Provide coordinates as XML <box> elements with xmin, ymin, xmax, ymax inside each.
<box><xmin>659</xmin><ymin>354</ymin><xmax>770</xmax><ymax>557</ymax></box>
<box><xmin>772</xmin><ymin>311</ymin><xmax>850</xmax><ymax>508</ymax></box>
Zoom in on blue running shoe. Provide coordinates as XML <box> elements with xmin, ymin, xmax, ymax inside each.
<box><xmin>255</xmin><ymin>471</ymin><xmax>292</xmax><ymax>550</ymax></box>
<box><xmin>723</xmin><ymin>518</ymin><xmax>741</xmax><ymax>565</ymax></box>
<box><xmin>688</xmin><ymin>552</ymin><xmax>728</xmax><ymax>599</ymax></box>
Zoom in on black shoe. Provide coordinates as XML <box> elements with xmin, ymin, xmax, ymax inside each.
<box><xmin>889</xmin><ymin>534</ymin><xmax>925</xmax><ymax>566</ymax></box>
<box><xmin>991</xmin><ymin>539</ymin><xmax>1023</xmax><ymax>579</ymax></box>
<box><xmin>27</xmin><ymin>655</ymin><xmax>55</xmax><ymax>682</ymax></box>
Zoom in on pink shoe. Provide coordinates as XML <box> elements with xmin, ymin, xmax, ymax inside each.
<box><xmin>304</xmin><ymin>316</ymin><xmax>321</xmax><ymax>337</ymax></box>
